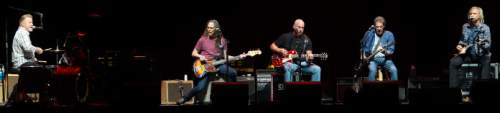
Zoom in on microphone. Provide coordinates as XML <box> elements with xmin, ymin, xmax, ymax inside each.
<box><xmin>32</xmin><ymin>26</ymin><xmax>43</xmax><ymax>30</ymax></box>
<box><xmin>32</xmin><ymin>11</ymin><xmax>43</xmax><ymax>16</ymax></box>
<box><xmin>468</xmin><ymin>15</ymin><xmax>475</xmax><ymax>22</ymax></box>
<box><xmin>369</xmin><ymin>25</ymin><xmax>375</xmax><ymax>30</ymax></box>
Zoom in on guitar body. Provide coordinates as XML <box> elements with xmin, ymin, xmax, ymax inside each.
<box><xmin>271</xmin><ymin>54</ymin><xmax>284</xmax><ymax>68</ymax></box>
<box><xmin>271</xmin><ymin>50</ymin><xmax>297</xmax><ymax>68</ymax></box>
<box><xmin>193</xmin><ymin>60</ymin><xmax>217</xmax><ymax>78</ymax></box>
<box><xmin>271</xmin><ymin>50</ymin><xmax>328</xmax><ymax>67</ymax></box>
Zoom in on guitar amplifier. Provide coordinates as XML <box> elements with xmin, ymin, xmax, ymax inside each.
<box><xmin>461</xmin><ymin>63</ymin><xmax>500</xmax><ymax>79</ymax></box>
<box><xmin>256</xmin><ymin>69</ymin><xmax>273</xmax><ymax>104</ymax></box>
<box><xmin>160</xmin><ymin>80</ymin><xmax>194</xmax><ymax>105</ymax></box>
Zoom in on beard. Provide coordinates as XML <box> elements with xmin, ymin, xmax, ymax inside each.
<box><xmin>376</xmin><ymin>30</ymin><xmax>383</xmax><ymax>36</ymax></box>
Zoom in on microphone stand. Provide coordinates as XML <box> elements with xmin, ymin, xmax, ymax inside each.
<box><xmin>3</xmin><ymin>8</ymin><xmax>8</xmax><ymax>102</ymax></box>
<box><xmin>298</xmin><ymin>37</ymin><xmax>308</xmax><ymax>81</ymax></box>
<box><xmin>8</xmin><ymin>6</ymin><xmax>43</xmax><ymax>30</ymax></box>
<box><xmin>224</xmin><ymin>36</ymin><xmax>229</xmax><ymax>81</ymax></box>
<box><xmin>4</xmin><ymin>7</ymin><xmax>9</xmax><ymax>76</ymax></box>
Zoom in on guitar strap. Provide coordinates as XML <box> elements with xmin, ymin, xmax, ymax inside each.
<box><xmin>218</xmin><ymin>38</ymin><xmax>225</xmax><ymax>60</ymax></box>
<box><xmin>288</xmin><ymin>34</ymin><xmax>294</xmax><ymax>51</ymax></box>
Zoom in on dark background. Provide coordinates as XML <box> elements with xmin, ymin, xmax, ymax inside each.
<box><xmin>1</xmin><ymin>0</ymin><xmax>498</xmax><ymax>105</ymax></box>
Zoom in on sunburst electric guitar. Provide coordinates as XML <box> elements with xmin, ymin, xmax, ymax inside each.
<box><xmin>193</xmin><ymin>49</ymin><xmax>262</xmax><ymax>78</ymax></box>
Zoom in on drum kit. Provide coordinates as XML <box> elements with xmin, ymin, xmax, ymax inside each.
<box><xmin>18</xmin><ymin>37</ymin><xmax>87</xmax><ymax>105</ymax></box>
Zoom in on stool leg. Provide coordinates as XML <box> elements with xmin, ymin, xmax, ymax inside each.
<box><xmin>377</xmin><ymin>69</ymin><xmax>383</xmax><ymax>81</ymax></box>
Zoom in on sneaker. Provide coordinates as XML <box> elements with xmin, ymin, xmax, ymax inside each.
<box><xmin>462</xmin><ymin>96</ymin><xmax>471</xmax><ymax>103</ymax></box>
<box><xmin>176</xmin><ymin>98</ymin><xmax>186</xmax><ymax>105</ymax></box>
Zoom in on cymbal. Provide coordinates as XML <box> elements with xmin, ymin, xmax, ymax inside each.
<box><xmin>45</xmin><ymin>49</ymin><xmax>65</xmax><ymax>53</ymax></box>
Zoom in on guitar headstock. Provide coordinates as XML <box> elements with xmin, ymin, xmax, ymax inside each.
<box><xmin>245</xmin><ymin>49</ymin><xmax>262</xmax><ymax>57</ymax></box>
<box><xmin>317</xmin><ymin>52</ymin><xmax>328</xmax><ymax>60</ymax></box>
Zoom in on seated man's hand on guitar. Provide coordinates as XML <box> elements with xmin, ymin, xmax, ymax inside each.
<box><xmin>456</xmin><ymin>45</ymin><xmax>466</xmax><ymax>54</ymax></box>
<box><xmin>239</xmin><ymin>54</ymin><xmax>247</xmax><ymax>59</ymax></box>
<box><xmin>377</xmin><ymin>46</ymin><xmax>385</xmax><ymax>52</ymax></box>
<box><xmin>279</xmin><ymin>48</ymin><xmax>288</xmax><ymax>56</ymax></box>
<box><xmin>35</xmin><ymin>47</ymin><xmax>44</xmax><ymax>54</ymax></box>
<box><xmin>456</xmin><ymin>44</ymin><xmax>463</xmax><ymax>50</ymax></box>
<box><xmin>198</xmin><ymin>55</ymin><xmax>207</xmax><ymax>61</ymax></box>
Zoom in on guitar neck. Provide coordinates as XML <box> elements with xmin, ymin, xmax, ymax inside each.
<box><xmin>312</xmin><ymin>54</ymin><xmax>324</xmax><ymax>57</ymax></box>
<box><xmin>366</xmin><ymin>41</ymin><xmax>394</xmax><ymax>60</ymax></box>
<box><xmin>212</xmin><ymin>55</ymin><xmax>243</xmax><ymax>66</ymax></box>
<box><xmin>295</xmin><ymin>54</ymin><xmax>324</xmax><ymax>57</ymax></box>
<box><xmin>366</xmin><ymin>49</ymin><xmax>383</xmax><ymax>60</ymax></box>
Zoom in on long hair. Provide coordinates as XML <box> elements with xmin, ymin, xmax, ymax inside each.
<box><xmin>470</xmin><ymin>6</ymin><xmax>485</xmax><ymax>24</ymax></box>
<box><xmin>202</xmin><ymin>19</ymin><xmax>225</xmax><ymax>58</ymax></box>
<box><xmin>203</xmin><ymin>19</ymin><xmax>223</xmax><ymax>48</ymax></box>
<box><xmin>203</xmin><ymin>20</ymin><xmax>221</xmax><ymax>36</ymax></box>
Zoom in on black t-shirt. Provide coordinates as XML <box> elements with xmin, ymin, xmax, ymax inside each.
<box><xmin>274</xmin><ymin>32</ymin><xmax>312</xmax><ymax>55</ymax></box>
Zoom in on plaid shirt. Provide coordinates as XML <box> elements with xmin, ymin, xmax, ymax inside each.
<box><xmin>11</xmin><ymin>27</ymin><xmax>37</xmax><ymax>68</ymax></box>
<box><xmin>460</xmin><ymin>23</ymin><xmax>491</xmax><ymax>56</ymax></box>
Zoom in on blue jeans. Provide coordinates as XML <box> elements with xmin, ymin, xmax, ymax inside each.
<box><xmin>283</xmin><ymin>62</ymin><xmax>321</xmax><ymax>82</ymax></box>
<box><xmin>182</xmin><ymin>64</ymin><xmax>237</xmax><ymax>102</ymax></box>
<box><xmin>368</xmin><ymin>57</ymin><xmax>398</xmax><ymax>81</ymax></box>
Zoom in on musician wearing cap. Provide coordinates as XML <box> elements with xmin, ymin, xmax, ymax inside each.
<box><xmin>449</xmin><ymin>6</ymin><xmax>492</xmax><ymax>88</ymax></box>
<box><xmin>360</xmin><ymin>16</ymin><xmax>398</xmax><ymax>81</ymax></box>
<box><xmin>11</xmin><ymin>14</ymin><xmax>44</xmax><ymax>71</ymax></box>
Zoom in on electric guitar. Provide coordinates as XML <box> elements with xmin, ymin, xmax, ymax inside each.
<box><xmin>352</xmin><ymin>41</ymin><xmax>395</xmax><ymax>93</ymax></box>
<box><xmin>193</xmin><ymin>49</ymin><xmax>261</xmax><ymax>78</ymax></box>
<box><xmin>354</xmin><ymin>41</ymin><xmax>395</xmax><ymax>72</ymax></box>
<box><xmin>454</xmin><ymin>38</ymin><xmax>487</xmax><ymax>56</ymax></box>
<box><xmin>271</xmin><ymin>50</ymin><xmax>328</xmax><ymax>68</ymax></box>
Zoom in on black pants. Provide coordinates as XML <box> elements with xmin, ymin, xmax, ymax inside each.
<box><xmin>449</xmin><ymin>53</ymin><xmax>491</xmax><ymax>88</ymax></box>
<box><xmin>7</xmin><ymin>62</ymin><xmax>50</xmax><ymax>105</ymax></box>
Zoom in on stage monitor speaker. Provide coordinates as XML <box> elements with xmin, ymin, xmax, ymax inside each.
<box><xmin>160</xmin><ymin>80</ymin><xmax>194</xmax><ymax>105</ymax></box>
<box><xmin>211</xmin><ymin>82</ymin><xmax>248</xmax><ymax>106</ymax></box>
<box><xmin>470</xmin><ymin>79</ymin><xmax>500</xmax><ymax>104</ymax></box>
<box><xmin>358</xmin><ymin>81</ymin><xmax>400</xmax><ymax>105</ymax></box>
<box><xmin>237</xmin><ymin>76</ymin><xmax>256</xmax><ymax>105</ymax></box>
<box><xmin>409</xmin><ymin>87</ymin><xmax>461</xmax><ymax>104</ymax></box>
<box><xmin>280</xmin><ymin>82</ymin><xmax>321</xmax><ymax>105</ymax></box>
<box><xmin>336</xmin><ymin>77</ymin><xmax>355</xmax><ymax>104</ymax></box>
